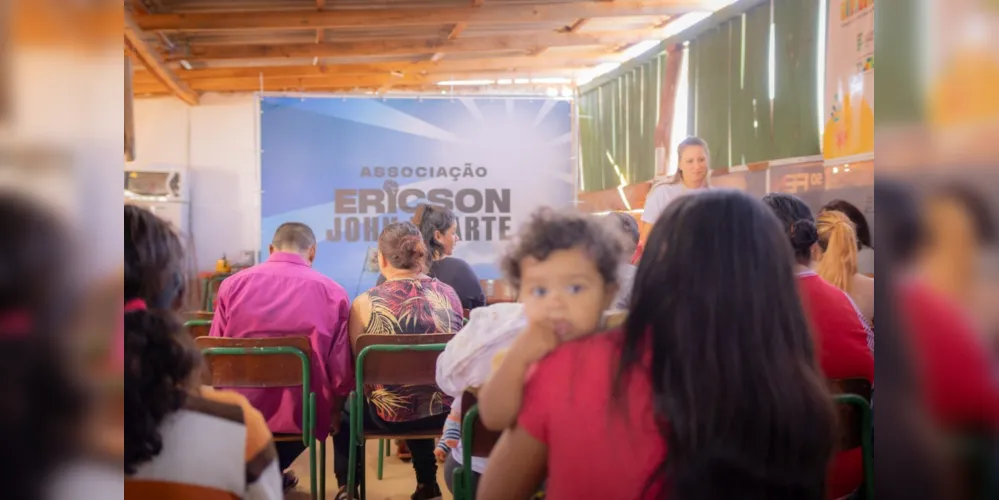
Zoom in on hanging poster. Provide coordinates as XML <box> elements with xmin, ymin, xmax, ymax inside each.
<box><xmin>259</xmin><ymin>96</ymin><xmax>575</xmax><ymax>298</ymax></box>
<box><xmin>823</xmin><ymin>0</ymin><xmax>875</xmax><ymax>160</ymax></box>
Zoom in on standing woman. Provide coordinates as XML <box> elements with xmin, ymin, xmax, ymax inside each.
<box><xmin>637</xmin><ymin>137</ymin><xmax>711</xmax><ymax>252</ymax></box>
<box><xmin>378</xmin><ymin>204</ymin><xmax>485</xmax><ymax>311</ymax></box>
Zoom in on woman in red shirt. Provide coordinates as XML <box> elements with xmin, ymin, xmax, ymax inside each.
<box><xmin>761</xmin><ymin>193</ymin><xmax>874</xmax><ymax>499</ymax></box>
<box><xmin>479</xmin><ymin>190</ymin><xmax>836</xmax><ymax>500</ymax></box>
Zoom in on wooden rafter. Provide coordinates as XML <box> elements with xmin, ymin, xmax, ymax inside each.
<box><xmin>133</xmin><ymin>69</ymin><xmax>577</xmax><ymax>94</ymax></box>
<box><xmin>135</xmin><ymin>1</ymin><xmax>709</xmax><ymax>32</ymax></box>
<box><xmin>124</xmin><ymin>10</ymin><xmax>198</xmax><ymax>105</ymax></box>
<box><xmin>170</xmin><ymin>29</ymin><xmax>662</xmax><ymax>62</ymax></box>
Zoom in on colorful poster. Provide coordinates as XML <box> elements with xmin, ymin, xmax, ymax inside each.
<box><xmin>823</xmin><ymin>0</ymin><xmax>875</xmax><ymax>160</ymax></box>
<box><xmin>260</xmin><ymin>96</ymin><xmax>574</xmax><ymax>298</ymax></box>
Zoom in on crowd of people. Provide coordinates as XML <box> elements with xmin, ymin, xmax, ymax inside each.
<box><xmin>0</xmin><ymin>134</ymin><xmax>965</xmax><ymax>500</ymax></box>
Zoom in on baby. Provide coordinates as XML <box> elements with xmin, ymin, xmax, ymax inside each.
<box><xmin>476</xmin><ymin>207</ymin><xmax>628</xmax><ymax>431</ymax></box>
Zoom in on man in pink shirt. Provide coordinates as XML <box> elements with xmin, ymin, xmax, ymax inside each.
<box><xmin>210</xmin><ymin>222</ymin><xmax>353</xmax><ymax>484</ymax></box>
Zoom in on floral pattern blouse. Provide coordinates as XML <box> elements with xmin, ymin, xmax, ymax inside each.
<box><xmin>363</xmin><ymin>276</ymin><xmax>463</xmax><ymax>422</ymax></box>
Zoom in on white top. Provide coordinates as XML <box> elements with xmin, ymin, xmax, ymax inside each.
<box><xmin>641</xmin><ymin>181</ymin><xmax>702</xmax><ymax>225</ymax></box>
<box><xmin>857</xmin><ymin>247</ymin><xmax>875</xmax><ymax>275</ymax></box>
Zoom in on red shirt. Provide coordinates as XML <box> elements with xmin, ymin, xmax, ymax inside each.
<box><xmin>797</xmin><ymin>271</ymin><xmax>874</xmax><ymax>498</ymax></box>
<box><xmin>903</xmin><ymin>280</ymin><xmax>998</xmax><ymax>428</ymax></box>
<box><xmin>519</xmin><ymin>330</ymin><xmax>665</xmax><ymax>500</ymax></box>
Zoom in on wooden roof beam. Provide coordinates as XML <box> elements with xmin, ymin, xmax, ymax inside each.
<box><xmin>124</xmin><ymin>11</ymin><xmax>198</xmax><ymax>105</ymax></box>
<box><xmin>170</xmin><ymin>29</ymin><xmax>663</xmax><ymax>62</ymax></box>
<box><xmin>135</xmin><ymin>1</ymin><xmax>712</xmax><ymax>32</ymax></box>
<box><xmin>133</xmin><ymin>54</ymin><xmax>612</xmax><ymax>84</ymax></box>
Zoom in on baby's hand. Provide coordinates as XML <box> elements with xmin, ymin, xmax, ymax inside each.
<box><xmin>434</xmin><ymin>447</ymin><xmax>448</xmax><ymax>462</ymax></box>
<box><xmin>509</xmin><ymin>319</ymin><xmax>561</xmax><ymax>366</ymax></box>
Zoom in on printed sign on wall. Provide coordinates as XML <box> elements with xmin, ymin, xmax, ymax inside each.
<box><xmin>823</xmin><ymin>0</ymin><xmax>875</xmax><ymax>160</ymax></box>
<box><xmin>260</xmin><ymin>96</ymin><xmax>575</xmax><ymax>298</ymax></box>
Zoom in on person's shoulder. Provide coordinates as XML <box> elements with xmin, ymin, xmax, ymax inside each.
<box><xmin>438</xmin><ymin>256</ymin><xmax>478</xmax><ymax>275</ymax></box>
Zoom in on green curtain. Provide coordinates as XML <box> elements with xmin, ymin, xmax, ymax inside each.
<box><xmin>772</xmin><ymin>0</ymin><xmax>820</xmax><ymax>158</ymax></box>
<box><xmin>578</xmin><ymin>54</ymin><xmax>665</xmax><ymax>193</ymax></box>
<box><xmin>581</xmin><ymin>0</ymin><xmax>824</xmax><ymax>187</ymax></box>
<box><xmin>875</xmin><ymin>0</ymin><xmax>922</xmax><ymax>124</ymax></box>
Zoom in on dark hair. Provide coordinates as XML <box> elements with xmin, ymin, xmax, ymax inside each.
<box><xmin>621</xmin><ymin>189</ymin><xmax>835</xmax><ymax>499</ymax></box>
<box><xmin>821</xmin><ymin>199</ymin><xmax>872</xmax><ymax>250</ymax></box>
<box><xmin>501</xmin><ymin>207</ymin><xmax>627</xmax><ymax>289</ymax></box>
<box><xmin>607</xmin><ymin>212</ymin><xmax>640</xmax><ymax>247</ymax></box>
<box><xmin>0</xmin><ymin>193</ymin><xmax>86</xmax><ymax>500</ymax></box>
<box><xmin>762</xmin><ymin>193</ymin><xmax>818</xmax><ymax>265</ymax></box>
<box><xmin>271</xmin><ymin>222</ymin><xmax>317</xmax><ymax>252</ymax></box>
<box><xmin>877</xmin><ymin>181</ymin><xmax>924</xmax><ymax>265</ymax></box>
<box><xmin>124</xmin><ymin>204</ymin><xmax>199</xmax><ymax>475</ymax></box>
<box><xmin>378</xmin><ymin>221</ymin><xmax>429</xmax><ymax>272</ymax></box>
<box><xmin>412</xmin><ymin>204</ymin><xmax>458</xmax><ymax>260</ymax></box>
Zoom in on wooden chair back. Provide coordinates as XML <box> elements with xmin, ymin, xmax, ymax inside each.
<box><xmin>461</xmin><ymin>391</ymin><xmax>502</xmax><ymax>458</ymax></box>
<box><xmin>195</xmin><ymin>336</ymin><xmax>313</xmax><ymax>388</ymax></box>
<box><xmin>829</xmin><ymin>378</ymin><xmax>873</xmax><ymax>450</ymax></box>
<box><xmin>182</xmin><ymin>310</ymin><xmax>214</xmax><ymax>322</ymax></box>
<box><xmin>480</xmin><ymin>279</ymin><xmax>516</xmax><ymax>304</ymax></box>
<box><xmin>353</xmin><ymin>334</ymin><xmax>454</xmax><ymax>386</ymax></box>
<box><xmin>184</xmin><ymin>320</ymin><xmax>212</xmax><ymax>340</ymax></box>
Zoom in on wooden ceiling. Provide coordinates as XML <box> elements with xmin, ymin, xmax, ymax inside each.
<box><xmin>126</xmin><ymin>0</ymin><xmax>718</xmax><ymax>103</ymax></box>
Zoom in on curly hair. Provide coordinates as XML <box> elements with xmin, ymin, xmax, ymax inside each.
<box><xmin>501</xmin><ymin>207</ymin><xmax>628</xmax><ymax>289</ymax></box>
<box><xmin>124</xmin><ymin>204</ymin><xmax>200</xmax><ymax>475</ymax></box>
<box><xmin>0</xmin><ymin>193</ymin><xmax>86</xmax><ymax>500</ymax></box>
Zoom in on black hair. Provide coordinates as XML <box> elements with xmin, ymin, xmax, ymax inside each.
<box><xmin>821</xmin><ymin>199</ymin><xmax>873</xmax><ymax>250</ymax></box>
<box><xmin>378</xmin><ymin>221</ymin><xmax>429</xmax><ymax>272</ymax></box>
<box><xmin>412</xmin><ymin>203</ymin><xmax>458</xmax><ymax>260</ymax></box>
<box><xmin>876</xmin><ymin>181</ymin><xmax>925</xmax><ymax>265</ymax></box>
<box><xmin>0</xmin><ymin>193</ymin><xmax>86</xmax><ymax>500</ymax></box>
<box><xmin>607</xmin><ymin>212</ymin><xmax>640</xmax><ymax>247</ymax></box>
<box><xmin>124</xmin><ymin>204</ymin><xmax>199</xmax><ymax>475</ymax></box>
<box><xmin>762</xmin><ymin>193</ymin><xmax>819</xmax><ymax>265</ymax></box>
<box><xmin>501</xmin><ymin>207</ymin><xmax>627</xmax><ymax>289</ymax></box>
<box><xmin>271</xmin><ymin>222</ymin><xmax>317</xmax><ymax>252</ymax></box>
<box><xmin>621</xmin><ymin>189</ymin><xmax>835</xmax><ymax>499</ymax></box>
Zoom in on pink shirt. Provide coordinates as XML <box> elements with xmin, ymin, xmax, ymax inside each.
<box><xmin>209</xmin><ymin>252</ymin><xmax>353</xmax><ymax>439</ymax></box>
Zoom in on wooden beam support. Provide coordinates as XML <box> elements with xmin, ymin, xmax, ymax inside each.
<box><xmin>133</xmin><ymin>69</ymin><xmax>578</xmax><ymax>94</ymax></box>
<box><xmin>124</xmin><ymin>11</ymin><xmax>198</xmax><ymax>105</ymax></box>
<box><xmin>133</xmin><ymin>54</ymin><xmax>612</xmax><ymax>83</ymax></box>
<box><xmin>135</xmin><ymin>1</ymin><xmax>710</xmax><ymax>32</ymax></box>
<box><xmin>565</xmin><ymin>18</ymin><xmax>589</xmax><ymax>32</ymax></box>
<box><xmin>447</xmin><ymin>22</ymin><xmax>467</xmax><ymax>40</ymax></box>
<box><xmin>171</xmin><ymin>29</ymin><xmax>662</xmax><ymax>62</ymax></box>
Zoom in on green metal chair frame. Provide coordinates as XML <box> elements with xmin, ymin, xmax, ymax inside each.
<box><xmin>833</xmin><ymin>393</ymin><xmax>873</xmax><ymax>500</ymax></box>
<box><xmin>183</xmin><ymin>319</ymin><xmax>212</xmax><ymax>334</ymax></box>
<box><xmin>451</xmin><ymin>403</ymin><xmax>480</xmax><ymax>500</ymax></box>
<box><xmin>202</xmin><ymin>274</ymin><xmax>230</xmax><ymax>312</ymax></box>
<box><xmin>200</xmin><ymin>345</ymin><xmax>324</xmax><ymax>500</ymax></box>
<box><xmin>346</xmin><ymin>342</ymin><xmax>450</xmax><ymax>500</ymax></box>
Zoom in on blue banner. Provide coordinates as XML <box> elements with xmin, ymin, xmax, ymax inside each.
<box><xmin>260</xmin><ymin>96</ymin><xmax>575</xmax><ymax>298</ymax></box>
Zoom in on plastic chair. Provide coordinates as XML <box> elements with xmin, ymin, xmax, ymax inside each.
<box><xmin>346</xmin><ymin>333</ymin><xmax>455</xmax><ymax>500</ymax></box>
<box><xmin>830</xmin><ymin>377</ymin><xmax>873</xmax><ymax>500</ymax></box>
<box><xmin>195</xmin><ymin>336</ymin><xmax>325</xmax><ymax>500</ymax></box>
<box><xmin>183</xmin><ymin>319</ymin><xmax>212</xmax><ymax>340</ymax></box>
<box><xmin>452</xmin><ymin>391</ymin><xmax>502</xmax><ymax>500</ymax></box>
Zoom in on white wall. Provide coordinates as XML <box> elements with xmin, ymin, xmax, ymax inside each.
<box><xmin>131</xmin><ymin>93</ymin><xmax>260</xmax><ymax>272</ymax></box>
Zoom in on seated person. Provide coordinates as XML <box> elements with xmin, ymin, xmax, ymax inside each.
<box><xmin>434</xmin><ymin>208</ymin><xmax>628</xmax><ymax>497</ymax></box>
<box><xmin>762</xmin><ymin>193</ymin><xmax>875</xmax><ymax>498</ymax></box>
<box><xmin>338</xmin><ymin>221</ymin><xmax>463</xmax><ymax>500</ymax></box>
<box><xmin>210</xmin><ymin>222</ymin><xmax>353</xmax><ymax>489</ymax></box>
<box><xmin>124</xmin><ymin>205</ymin><xmax>282</xmax><ymax>499</ymax></box>
<box><xmin>478</xmin><ymin>190</ymin><xmax>837</xmax><ymax>500</ymax></box>
<box><xmin>605</xmin><ymin>211</ymin><xmax>639</xmax><ymax>309</ymax></box>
